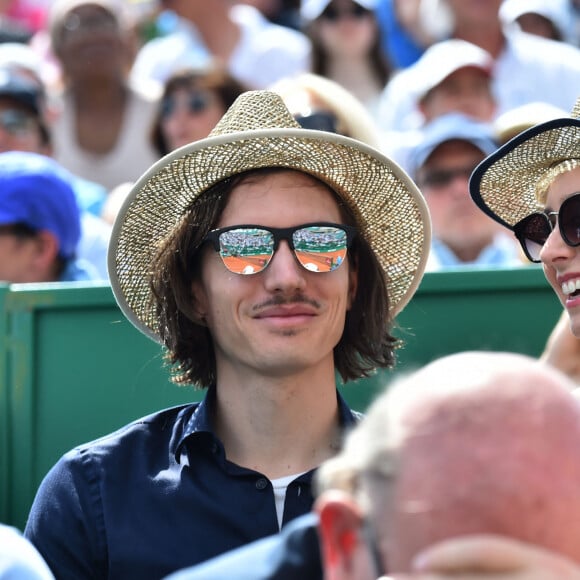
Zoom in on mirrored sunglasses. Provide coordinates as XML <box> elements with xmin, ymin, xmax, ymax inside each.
<box><xmin>203</xmin><ymin>222</ymin><xmax>357</xmax><ymax>275</ymax></box>
<box><xmin>513</xmin><ymin>192</ymin><xmax>580</xmax><ymax>262</ymax></box>
<box><xmin>0</xmin><ymin>109</ymin><xmax>37</xmax><ymax>135</ymax></box>
<box><xmin>295</xmin><ymin>111</ymin><xmax>339</xmax><ymax>133</ymax></box>
<box><xmin>161</xmin><ymin>92</ymin><xmax>213</xmax><ymax>118</ymax></box>
<box><xmin>321</xmin><ymin>3</ymin><xmax>371</xmax><ymax>21</ymax></box>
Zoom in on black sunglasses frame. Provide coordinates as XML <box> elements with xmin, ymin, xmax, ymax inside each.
<box><xmin>514</xmin><ymin>192</ymin><xmax>580</xmax><ymax>263</ymax></box>
<box><xmin>203</xmin><ymin>222</ymin><xmax>358</xmax><ymax>274</ymax></box>
<box><xmin>418</xmin><ymin>165</ymin><xmax>478</xmax><ymax>190</ymax></box>
<box><xmin>161</xmin><ymin>92</ymin><xmax>213</xmax><ymax>119</ymax></box>
<box><xmin>321</xmin><ymin>3</ymin><xmax>370</xmax><ymax>21</ymax></box>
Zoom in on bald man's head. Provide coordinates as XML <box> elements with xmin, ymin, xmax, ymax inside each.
<box><xmin>380</xmin><ymin>352</ymin><xmax>580</xmax><ymax>572</ymax></box>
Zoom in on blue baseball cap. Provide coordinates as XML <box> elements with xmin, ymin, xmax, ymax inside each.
<box><xmin>409</xmin><ymin>113</ymin><xmax>499</xmax><ymax>177</ymax></box>
<box><xmin>0</xmin><ymin>151</ymin><xmax>81</xmax><ymax>259</ymax></box>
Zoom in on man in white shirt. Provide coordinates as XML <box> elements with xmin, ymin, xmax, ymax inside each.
<box><xmin>378</xmin><ymin>0</ymin><xmax>580</xmax><ymax>132</ymax></box>
<box><xmin>131</xmin><ymin>0</ymin><xmax>311</xmax><ymax>90</ymax></box>
<box><xmin>409</xmin><ymin>112</ymin><xmax>522</xmax><ymax>270</ymax></box>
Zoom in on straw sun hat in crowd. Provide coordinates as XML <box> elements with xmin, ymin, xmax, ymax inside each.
<box><xmin>108</xmin><ymin>90</ymin><xmax>431</xmax><ymax>343</ymax></box>
<box><xmin>470</xmin><ymin>96</ymin><xmax>580</xmax><ymax>231</ymax></box>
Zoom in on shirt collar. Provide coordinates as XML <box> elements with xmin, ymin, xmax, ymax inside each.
<box><xmin>173</xmin><ymin>386</ymin><xmax>360</xmax><ymax>462</ymax></box>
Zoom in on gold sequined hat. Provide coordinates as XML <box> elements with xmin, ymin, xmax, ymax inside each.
<box><xmin>108</xmin><ymin>90</ymin><xmax>431</xmax><ymax>343</ymax></box>
<box><xmin>470</xmin><ymin>96</ymin><xmax>580</xmax><ymax>230</ymax></box>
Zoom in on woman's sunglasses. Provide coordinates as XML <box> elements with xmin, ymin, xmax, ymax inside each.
<box><xmin>321</xmin><ymin>3</ymin><xmax>370</xmax><ymax>21</ymax></box>
<box><xmin>161</xmin><ymin>92</ymin><xmax>213</xmax><ymax>118</ymax></box>
<box><xmin>513</xmin><ymin>192</ymin><xmax>580</xmax><ymax>262</ymax></box>
<box><xmin>203</xmin><ymin>222</ymin><xmax>357</xmax><ymax>275</ymax></box>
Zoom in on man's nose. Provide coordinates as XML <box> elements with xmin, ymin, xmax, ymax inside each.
<box><xmin>262</xmin><ymin>241</ymin><xmax>307</xmax><ymax>292</ymax></box>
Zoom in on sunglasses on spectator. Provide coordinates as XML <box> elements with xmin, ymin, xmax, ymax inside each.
<box><xmin>321</xmin><ymin>3</ymin><xmax>371</xmax><ymax>21</ymax></box>
<box><xmin>0</xmin><ymin>110</ymin><xmax>37</xmax><ymax>136</ymax></box>
<box><xmin>0</xmin><ymin>223</ymin><xmax>37</xmax><ymax>239</ymax></box>
<box><xmin>513</xmin><ymin>192</ymin><xmax>580</xmax><ymax>262</ymax></box>
<box><xmin>418</xmin><ymin>165</ymin><xmax>477</xmax><ymax>189</ymax></box>
<box><xmin>161</xmin><ymin>92</ymin><xmax>214</xmax><ymax>118</ymax></box>
<box><xmin>294</xmin><ymin>111</ymin><xmax>339</xmax><ymax>133</ymax></box>
<box><xmin>203</xmin><ymin>222</ymin><xmax>357</xmax><ymax>275</ymax></box>
<box><xmin>62</xmin><ymin>11</ymin><xmax>118</xmax><ymax>37</ymax></box>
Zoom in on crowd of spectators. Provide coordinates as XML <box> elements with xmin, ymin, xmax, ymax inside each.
<box><xmin>1</xmin><ymin>0</ymin><xmax>580</xmax><ymax>280</ymax></box>
<box><xmin>3</xmin><ymin>0</ymin><xmax>580</xmax><ymax>578</ymax></box>
<box><xmin>1</xmin><ymin>0</ymin><xmax>580</xmax><ymax>283</ymax></box>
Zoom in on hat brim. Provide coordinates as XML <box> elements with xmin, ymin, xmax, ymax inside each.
<box><xmin>470</xmin><ymin>117</ymin><xmax>580</xmax><ymax>230</ymax></box>
<box><xmin>108</xmin><ymin>128</ymin><xmax>431</xmax><ymax>343</ymax></box>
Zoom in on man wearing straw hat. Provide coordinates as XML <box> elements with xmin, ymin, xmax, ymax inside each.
<box><xmin>24</xmin><ymin>90</ymin><xmax>431</xmax><ymax>579</ymax></box>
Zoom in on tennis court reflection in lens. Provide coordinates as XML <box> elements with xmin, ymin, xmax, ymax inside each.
<box><xmin>217</xmin><ymin>225</ymin><xmax>349</xmax><ymax>274</ymax></box>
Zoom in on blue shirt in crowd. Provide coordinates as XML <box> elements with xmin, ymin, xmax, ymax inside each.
<box><xmin>166</xmin><ymin>513</ymin><xmax>321</xmax><ymax>580</ymax></box>
<box><xmin>24</xmin><ymin>386</ymin><xmax>359</xmax><ymax>580</ymax></box>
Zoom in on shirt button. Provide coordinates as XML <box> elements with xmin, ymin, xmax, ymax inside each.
<box><xmin>255</xmin><ymin>478</ymin><xmax>268</xmax><ymax>490</ymax></box>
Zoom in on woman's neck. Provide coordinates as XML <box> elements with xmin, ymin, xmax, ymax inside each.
<box><xmin>326</xmin><ymin>58</ymin><xmax>383</xmax><ymax>105</ymax></box>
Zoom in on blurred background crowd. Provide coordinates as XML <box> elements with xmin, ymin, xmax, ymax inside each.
<box><xmin>2</xmin><ymin>0</ymin><xmax>580</xmax><ymax>282</ymax></box>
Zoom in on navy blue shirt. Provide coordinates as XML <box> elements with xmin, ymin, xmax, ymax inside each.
<box><xmin>24</xmin><ymin>386</ymin><xmax>359</xmax><ymax>580</ymax></box>
<box><xmin>166</xmin><ymin>513</ymin><xmax>322</xmax><ymax>580</ymax></box>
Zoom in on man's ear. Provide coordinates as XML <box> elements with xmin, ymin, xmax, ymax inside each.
<box><xmin>190</xmin><ymin>280</ymin><xmax>208</xmax><ymax>325</ymax></box>
<box><xmin>347</xmin><ymin>262</ymin><xmax>358</xmax><ymax>310</ymax></box>
<box><xmin>33</xmin><ymin>230</ymin><xmax>60</xmax><ymax>281</ymax></box>
<box><xmin>315</xmin><ymin>490</ymin><xmax>364</xmax><ymax>579</ymax></box>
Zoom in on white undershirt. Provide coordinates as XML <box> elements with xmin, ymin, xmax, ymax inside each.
<box><xmin>270</xmin><ymin>472</ymin><xmax>307</xmax><ymax>530</ymax></box>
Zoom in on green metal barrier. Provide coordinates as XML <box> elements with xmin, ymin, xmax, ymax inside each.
<box><xmin>3</xmin><ymin>282</ymin><xmax>195</xmax><ymax>529</ymax></box>
<box><xmin>1</xmin><ymin>267</ymin><xmax>564</xmax><ymax>529</ymax></box>
<box><xmin>0</xmin><ymin>284</ymin><xmax>9</xmax><ymax>524</ymax></box>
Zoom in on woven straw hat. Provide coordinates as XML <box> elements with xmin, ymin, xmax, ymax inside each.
<box><xmin>470</xmin><ymin>96</ymin><xmax>580</xmax><ymax>230</ymax></box>
<box><xmin>108</xmin><ymin>90</ymin><xmax>431</xmax><ymax>343</ymax></box>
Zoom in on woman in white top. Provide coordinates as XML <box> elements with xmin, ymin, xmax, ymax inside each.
<box><xmin>301</xmin><ymin>0</ymin><xmax>391</xmax><ymax>120</ymax></box>
<box><xmin>46</xmin><ymin>0</ymin><xmax>159</xmax><ymax>191</ymax></box>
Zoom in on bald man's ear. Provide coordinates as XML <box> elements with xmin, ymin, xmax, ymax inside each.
<box><xmin>315</xmin><ymin>490</ymin><xmax>364</xmax><ymax>580</ymax></box>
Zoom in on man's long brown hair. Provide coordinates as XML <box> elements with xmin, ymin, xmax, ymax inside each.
<box><xmin>150</xmin><ymin>168</ymin><xmax>398</xmax><ymax>387</ymax></box>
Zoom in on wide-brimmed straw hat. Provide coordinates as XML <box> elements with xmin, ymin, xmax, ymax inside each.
<box><xmin>470</xmin><ymin>96</ymin><xmax>580</xmax><ymax>230</ymax></box>
<box><xmin>108</xmin><ymin>90</ymin><xmax>431</xmax><ymax>343</ymax></box>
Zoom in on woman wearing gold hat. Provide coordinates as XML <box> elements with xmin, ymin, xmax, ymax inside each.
<box><xmin>471</xmin><ymin>97</ymin><xmax>580</xmax><ymax>342</ymax></box>
<box><xmin>467</xmin><ymin>97</ymin><xmax>580</xmax><ymax>575</ymax></box>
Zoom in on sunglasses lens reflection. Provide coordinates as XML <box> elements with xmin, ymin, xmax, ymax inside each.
<box><xmin>518</xmin><ymin>213</ymin><xmax>551</xmax><ymax>262</ymax></box>
<box><xmin>218</xmin><ymin>227</ymin><xmax>274</xmax><ymax>275</ymax></box>
<box><xmin>560</xmin><ymin>194</ymin><xmax>580</xmax><ymax>246</ymax></box>
<box><xmin>217</xmin><ymin>225</ymin><xmax>349</xmax><ymax>275</ymax></box>
<box><xmin>515</xmin><ymin>193</ymin><xmax>580</xmax><ymax>262</ymax></box>
<box><xmin>293</xmin><ymin>225</ymin><xmax>348</xmax><ymax>273</ymax></box>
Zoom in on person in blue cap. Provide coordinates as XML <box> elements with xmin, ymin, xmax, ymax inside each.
<box><xmin>0</xmin><ymin>151</ymin><xmax>97</xmax><ymax>282</ymax></box>
<box><xmin>409</xmin><ymin>112</ymin><xmax>522</xmax><ymax>270</ymax></box>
